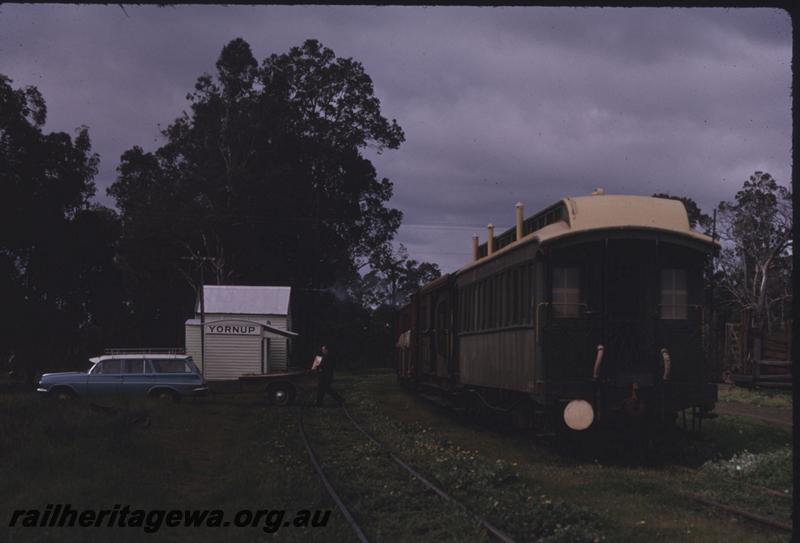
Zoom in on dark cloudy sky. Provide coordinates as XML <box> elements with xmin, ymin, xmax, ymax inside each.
<box><xmin>1</xmin><ymin>6</ymin><xmax>791</xmax><ymax>273</ymax></box>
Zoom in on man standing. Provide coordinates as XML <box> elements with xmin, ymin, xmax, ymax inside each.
<box><xmin>315</xmin><ymin>345</ymin><xmax>344</xmax><ymax>407</ymax></box>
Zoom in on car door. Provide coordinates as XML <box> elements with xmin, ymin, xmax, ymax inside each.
<box><xmin>121</xmin><ymin>359</ymin><xmax>150</xmax><ymax>397</ymax></box>
<box><xmin>86</xmin><ymin>360</ymin><xmax>123</xmax><ymax>397</ymax></box>
<box><xmin>150</xmin><ymin>358</ymin><xmax>195</xmax><ymax>394</ymax></box>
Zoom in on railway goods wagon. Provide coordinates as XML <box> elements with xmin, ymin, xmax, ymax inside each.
<box><xmin>396</xmin><ymin>191</ymin><xmax>718</xmax><ymax>433</ymax></box>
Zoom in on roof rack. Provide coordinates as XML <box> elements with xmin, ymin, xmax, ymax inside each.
<box><xmin>103</xmin><ymin>348</ymin><xmax>186</xmax><ymax>355</ymax></box>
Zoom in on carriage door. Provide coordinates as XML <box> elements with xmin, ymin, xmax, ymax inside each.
<box><xmin>543</xmin><ymin>264</ymin><xmax>591</xmax><ymax>382</ymax></box>
<box><xmin>604</xmin><ymin>240</ymin><xmax>653</xmax><ymax>383</ymax></box>
<box><xmin>434</xmin><ymin>295</ymin><xmax>451</xmax><ymax>378</ymax></box>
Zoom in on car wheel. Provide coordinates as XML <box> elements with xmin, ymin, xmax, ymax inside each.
<box><xmin>152</xmin><ymin>389</ymin><xmax>180</xmax><ymax>403</ymax></box>
<box><xmin>52</xmin><ymin>388</ymin><xmax>76</xmax><ymax>401</ymax></box>
<box><xmin>266</xmin><ymin>383</ymin><xmax>295</xmax><ymax>406</ymax></box>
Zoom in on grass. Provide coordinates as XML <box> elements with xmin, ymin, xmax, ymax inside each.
<box><xmin>303</xmin><ymin>405</ymin><xmax>490</xmax><ymax>542</ymax></box>
<box><xmin>0</xmin><ymin>372</ymin><xmax>793</xmax><ymax>542</ymax></box>
<box><xmin>341</xmin><ymin>390</ymin><xmax>604</xmax><ymax>542</ymax></box>
<box><xmin>339</xmin><ymin>371</ymin><xmax>792</xmax><ymax>543</ymax></box>
<box><xmin>717</xmin><ymin>386</ymin><xmax>792</xmax><ymax>409</ymax></box>
<box><xmin>702</xmin><ymin>447</ymin><xmax>792</xmax><ymax>492</ymax></box>
<box><xmin>0</xmin><ymin>392</ymin><xmax>353</xmax><ymax>543</ymax></box>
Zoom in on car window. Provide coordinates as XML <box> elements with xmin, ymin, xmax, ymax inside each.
<box><xmin>97</xmin><ymin>360</ymin><xmax>123</xmax><ymax>374</ymax></box>
<box><xmin>151</xmin><ymin>359</ymin><xmax>190</xmax><ymax>373</ymax></box>
<box><xmin>124</xmin><ymin>360</ymin><xmax>145</xmax><ymax>374</ymax></box>
<box><xmin>185</xmin><ymin>357</ymin><xmax>200</xmax><ymax>374</ymax></box>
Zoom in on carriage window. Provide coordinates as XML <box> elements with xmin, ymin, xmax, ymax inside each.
<box><xmin>421</xmin><ymin>299</ymin><xmax>430</xmax><ymax>330</ymax></box>
<box><xmin>552</xmin><ymin>267</ymin><xmax>580</xmax><ymax>318</ymax></box>
<box><xmin>462</xmin><ymin>287</ymin><xmax>470</xmax><ymax>331</ymax></box>
<box><xmin>435</xmin><ymin>300</ymin><xmax>448</xmax><ymax>354</ymax></box>
<box><xmin>660</xmin><ymin>269</ymin><xmax>687</xmax><ymax>319</ymax></box>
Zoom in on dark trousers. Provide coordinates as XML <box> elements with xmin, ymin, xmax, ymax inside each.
<box><xmin>316</xmin><ymin>375</ymin><xmax>344</xmax><ymax>406</ymax></box>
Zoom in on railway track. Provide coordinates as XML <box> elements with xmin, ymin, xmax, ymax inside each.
<box><xmin>671</xmin><ymin>465</ymin><xmax>792</xmax><ymax>533</ymax></box>
<box><xmin>298</xmin><ymin>393</ymin><xmax>791</xmax><ymax>540</ymax></box>
<box><xmin>683</xmin><ymin>492</ymin><xmax>792</xmax><ymax>532</ymax></box>
<box><xmin>296</xmin><ymin>405</ymin><xmax>370</xmax><ymax>543</ymax></box>
<box><xmin>296</xmin><ymin>403</ymin><xmax>517</xmax><ymax>543</ymax></box>
<box><xmin>452</xmin><ymin>395</ymin><xmax>795</xmax><ymax>535</ymax></box>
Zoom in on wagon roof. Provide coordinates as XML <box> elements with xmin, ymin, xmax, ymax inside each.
<box><xmin>457</xmin><ymin>193</ymin><xmax>716</xmax><ymax>274</ymax></box>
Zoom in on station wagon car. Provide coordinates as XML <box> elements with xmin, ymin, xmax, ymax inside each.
<box><xmin>36</xmin><ymin>354</ymin><xmax>208</xmax><ymax>402</ymax></box>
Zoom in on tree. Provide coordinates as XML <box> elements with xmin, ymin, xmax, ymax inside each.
<box><xmin>357</xmin><ymin>244</ymin><xmax>441</xmax><ymax>309</ymax></box>
<box><xmin>652</xmin><ymin>193</ymin><xmax>713</xmax><ymax>232</ymax></box>
<box><xmin>715</xmin><ymin>172</ymin><xmax>792</xmax><ymax>338</ymax></box>
<box><xmin>321</xmin><ymin>244</ymin><xmax>438</xmax><ymax>369</ymax></box>
<box><xmin>0</xmin><ymin>74</ymin><xmax>122</xmax><ymax>382</ymax></box>
<box><xmin>109</xmin><ymin>38</ymin><xmax>406</xmax><ymax>347</ymax></box>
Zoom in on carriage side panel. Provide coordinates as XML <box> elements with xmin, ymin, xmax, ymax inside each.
<box><xmin>456</xmin><ymin>243</ymin><xmax>539</xmax><ymax>393</ymax></box>
<box><xmin>459</xmin><ymin>330</ymin><xmax>535</xmax><ymax>392</ymax></box>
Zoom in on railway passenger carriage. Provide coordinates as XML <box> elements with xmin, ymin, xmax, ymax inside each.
<box><xmin>396</xmin><ymin>191</ymin><xmax>718</xmax><ymax>433</ymax></box>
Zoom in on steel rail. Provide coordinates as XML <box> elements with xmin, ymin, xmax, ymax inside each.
<box><xmin>296</xmin><ymin>405</ymin><xmax>370</xmax><ymax>543</ymax></box>
<box><xmin>684</xmin><ymin>493</ymin><xmax>792</xmax><ymax>532</ymax></box>
<box><xmin>672</xmin><ymin>465</ymin><xmax>792</xmax><ymax>501</ymax></box>
<box><xmin>342</xmin><ymin>405</ymin><xmax>517</xmax><ymax>543</ymax></box>
<box><xmin>669</xmin><ymin>466</ymin><xmax>792</xmax><ymax>531</ymax></box>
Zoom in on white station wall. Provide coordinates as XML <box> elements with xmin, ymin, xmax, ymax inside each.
<box><xmin>186</xmin><ymin>325</ymin><xmax>203</xmax><ymax>370</ymax></box>
<box><xmin>185</xmin><ymin>315</ymin><xmax>291</xmax><ymax>380</ymax></box>
<box><xmin>204</xmin><ymin>314</ymin><xmax>289</xmax><ymax>374</ymax></box>
<box><xmin>204</xmin><ymin>333</ymin><xmax>262</xmax><ymax>381</ymax></box>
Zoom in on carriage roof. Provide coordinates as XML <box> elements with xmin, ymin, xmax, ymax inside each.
<box><xmin>456</xmin><ymin>194</ymin><xmax>717</xmax><ymax>275</ymax></box>
<box><xmin>535</xmin><ymin>194</ymin><xmax>714</xmax><ymax>244</ymax></box>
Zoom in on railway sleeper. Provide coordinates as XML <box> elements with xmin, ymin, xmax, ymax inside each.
<box><xmin>299</xmin><ymin>405</ymin><xmax>495</xmax><ymax>542</ymax></box>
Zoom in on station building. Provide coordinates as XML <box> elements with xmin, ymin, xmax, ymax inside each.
<box><xmin>184</xmin><ymin>285</ymin><xmax>298</xmax><ymax>380</ymax></box>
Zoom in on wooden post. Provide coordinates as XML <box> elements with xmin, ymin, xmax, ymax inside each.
<box><xmin>199</xmin><ymin>264</ymin><xmax>205</xmax><ymax>379</ymax></box>
<box><xmin>515</xmin><ymin>202</ymin><xmax>524</xmax><ymax>241</ymax></box>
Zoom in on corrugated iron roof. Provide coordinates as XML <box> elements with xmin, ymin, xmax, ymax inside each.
<box><xmin>196</xmin><ymin>285</ymin><xmax>291</xmax><ymax>315</ymax></box>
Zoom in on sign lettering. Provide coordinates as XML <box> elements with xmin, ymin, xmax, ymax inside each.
<box><xmin>206</xmin><ymin>324</ymin><xmax>260</xmax><ymax>336</ymax></box>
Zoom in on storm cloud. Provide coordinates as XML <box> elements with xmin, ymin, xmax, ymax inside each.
<box><xmin>0</xmin><ymin>6</ymin><xmax>790</xmax><ymax>272</ymax></box>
